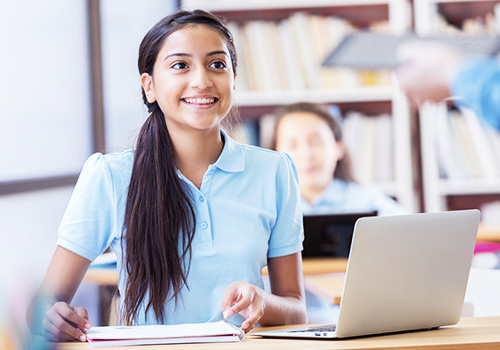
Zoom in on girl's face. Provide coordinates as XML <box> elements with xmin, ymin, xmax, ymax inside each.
<box><xmin>275</xmin><ymin>111</ymin><xmax>345</xmax><ymax>192</ymax></box>
<box><xmin>141</xmin><ymin>25</ymin><xmax>235</xmax><ymax>134</ymax></box>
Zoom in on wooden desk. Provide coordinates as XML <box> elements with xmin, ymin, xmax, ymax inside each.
<box><xmin>53</xmin><ymin>316</ymin><xmax>500</xmax><ymax>349</ymax></box>
<box><xmin>304</xmin><ymin>274</ymin><xmax>345</xmax><ymax>305</ymax></box>
<box><xmin>477</xmin><ymin>224</ymin><xmax>500</xmax><ymax>242</ymax></box>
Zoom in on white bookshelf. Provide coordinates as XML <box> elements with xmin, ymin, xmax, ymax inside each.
<box><xmin>234</xmin><ymin>86</ymin><xmax>394</xmax><ymax>107</ymax></box>
<box><xmin>415</xmin><ymin>0</ymin><xmax>500</xmax><ymax>212</ymax></box>
<box><xmin>181</xmin><ymin>0</ymin><xmax>417</xmax><ymax>212</ymax></box>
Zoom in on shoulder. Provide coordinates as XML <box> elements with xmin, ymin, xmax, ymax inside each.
<box><xmin>83</xmin><ymin>150</ymin><xmax>134</xmax><ymax>173</ymax></box>
<box><xmin>240</xmin><ymin>143</ymin><xmax>295</xmax><ymax>167</ymax></box>
<box><xmin>78</xmin><ymin>150</ymin><xmax>134</xmax><ymax>190</ymax></box>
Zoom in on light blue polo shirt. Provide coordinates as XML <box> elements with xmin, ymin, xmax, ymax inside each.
<box><xmin>57</xmin><ymin>130</ymin><xmax>304</xmax><ymax>326</ymax></box>
<box><xmin>301</xmin><ymin>178</ymin><xmax>406</xmax><ymax>216</ymax></box>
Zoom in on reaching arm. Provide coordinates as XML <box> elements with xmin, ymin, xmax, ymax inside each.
<box><xmin>221</xmin><ymin>252</ymin><xmax>307</xmax><ymax>332</ymax></box>
<box><xmin>27</xmin><ymin>246</ymin><xmax>92</xmax><ymax>342</ymax></box>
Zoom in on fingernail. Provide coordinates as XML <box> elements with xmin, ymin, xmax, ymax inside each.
<box><xmin>85</xmin><ymin>322</ymin><xmax>92</xmax><ymax>329</ymax></box>
<box><xmin>80</xmin><ymin>335</ymin><xmax>87</xmax><ymax>342</ymax></box>
<box><xmin>223</xmin><ymin>310</ymin><xmax>232</xmax><ymax>318</ymax></box>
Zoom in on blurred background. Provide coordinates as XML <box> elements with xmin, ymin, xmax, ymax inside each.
<box><xmin>2</xmin><ymin>0</ymin><xmax>500</xmax><ymax>348</ymax></box>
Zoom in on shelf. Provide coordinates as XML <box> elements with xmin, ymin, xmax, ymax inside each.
<box><xmin>437</xmin><ymin>179</ymin><xmax>500</xmax><ymax>195</ymax></box>
<box><xmin>234</xmin><ymin>86</ymin><xmax>394</xmax><ymax>107</ymax></box>
<box><xmin>182</xmin><ymin>0</ymin><xmax>395</xmax><ymax>12</ymax></box>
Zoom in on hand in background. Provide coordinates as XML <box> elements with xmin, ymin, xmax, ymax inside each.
<box><xmin>41</xmin><ymin>301</ymin><xmax>91</xmax><ymax>342</ymax></box>
<box><xmin>395</xmin><ymin>40</ymin><xmax>465</xmax><ymax>107</ymax></box>
<box><xmin>221</xmin><ymin>281</ymin><xmax>266</xmax><ymax>333</ymax></box>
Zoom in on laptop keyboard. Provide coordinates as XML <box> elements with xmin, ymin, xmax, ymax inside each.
<box><xmin>288</xmin><ymin>325</ymin><xmax>337</xmax><ymax>333</ymax></box>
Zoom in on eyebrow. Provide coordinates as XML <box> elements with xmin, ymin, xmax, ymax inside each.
<box><xmin>164</xmin><ymin>50</ymin><xmax>228</xmax><ymax>61</ymax></box>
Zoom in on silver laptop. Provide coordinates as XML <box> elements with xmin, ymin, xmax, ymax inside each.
<box><xmin>253</xmin><ymin>210</ymin><xmax>480</xmax><ymax>339</ymax></box>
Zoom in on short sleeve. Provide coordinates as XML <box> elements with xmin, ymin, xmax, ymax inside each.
<box><xmin>452</xmin><ymin>56</ymin><xmax>500</xmax><ymax>131</ymax></box>
<box><xmin>56</xmin><ymin>153</ymin><xmax>119</xmax><ymax>261</ymax></box>
<box><xmin>267</xmin><ymin>153</ymin><xmax>304</xmax><ymax>258</ymax></box>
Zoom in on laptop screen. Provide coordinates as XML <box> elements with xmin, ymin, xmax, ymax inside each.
<box><xmin>302</xmin><ymin>211</ymin><xmax>377</xmax><ymax>258</ymax></box>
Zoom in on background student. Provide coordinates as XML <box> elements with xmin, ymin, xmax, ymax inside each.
<box><xmin>396</xmin><ymin>41</ymin><xmax>500</xmax><ymax>131</ymax></box>
<box><xmin>271</xmin><ymin>102</ymin><xmax>406</xmax><ymax>216</ymax></box>
<box><xmin>28</xmin><ymin>9</ymin><xmax>307</xmax><ymax>342</ymax></box>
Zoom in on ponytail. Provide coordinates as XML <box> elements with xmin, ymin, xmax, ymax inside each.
<box><xmin>122</xmin><ymin>103</ymin><xmax>196</xmax><ymax>324</ymax></box>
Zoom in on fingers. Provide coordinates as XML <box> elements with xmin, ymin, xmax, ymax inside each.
<box><xmin>221</xmin><ymin>282</ymin><xmax>265</xmax><ymax>333</ymax></box>
<box><xmin>223</xmin><ymin>295</ymin><xmax>252</xmax><ymax>319</ymax></box>
<box><xmin>42</xmin><ymin>302</ymin><xmax>91</xmax><ymax>342</ymax></box>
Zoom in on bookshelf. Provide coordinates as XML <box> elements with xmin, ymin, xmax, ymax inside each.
<box><xmin>181</xmin><ymin>0</ymin><xmax>417</xmax><ymax>212</ymax></box>
<box><xmin>414</xmin><ymin>0</ymin><xmax>500</xmax><ymax>212</ymax></box>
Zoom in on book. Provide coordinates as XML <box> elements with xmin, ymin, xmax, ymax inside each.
<box><xmin>85</xmin><ymin>320</ymin><xmax>245</xmax><ymax>347</ymax></box>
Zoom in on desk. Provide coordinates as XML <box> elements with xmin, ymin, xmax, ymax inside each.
<box><xmin>304</xmin><ymin>274</ymin><xmax>345</xmax><ymax>305</ymax></box>
<box><xmin>54</xmin><ymin>316</ymin><xmax>500</xmax><ymax>349</ymax></box>
<box><xmin>477</xmin><ymin>224</ymin><xmax>500</xmax><ymax>242</ymax></box>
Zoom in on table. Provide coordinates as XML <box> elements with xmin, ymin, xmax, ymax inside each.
<box><xmin>477</xmin><ymin>224</ymin><xmax>500</xmax><ymax>242</ymax></box>
<box><xmin>53</xmin><ymin>316</ymin><xmax>500</xmax><ymax>349</ymax></box>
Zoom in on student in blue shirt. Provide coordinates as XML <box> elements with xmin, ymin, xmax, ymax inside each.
<box><xmin>28</xmin><ymin>9</ymin><xmax>306</xmax><ymax>342</ymax></box>
<box><xmin>271</xmin><ymin>102</ymin><xmax>406</xmax><ymax>216</ymax></box>
<box><xmin>396</xmin><ymin>41</ymin><xmax>500</xmax><ymax>131</ymax></box>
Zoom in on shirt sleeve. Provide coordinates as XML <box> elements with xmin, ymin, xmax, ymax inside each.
<box><xmin>267</xmin><ymin>153</ymin><xmax>304</xmax><ymax>258</ymax></box>
<box><xmin>56</xmin><ymin>153</ymin><xmax>119</xmax><ymax>261</ymax></box>
<box><xmin>452</xmin><ymin>56</ymin><xmax>500</xmax><ymax>131</ymax></box>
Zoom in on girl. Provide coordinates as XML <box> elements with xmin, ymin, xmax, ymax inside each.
<box><xmin>272</xmin><ymin>102</ymin><xmax>405</xmax><ymax>216</ymax></box>
<box><xmin>29</xmin><ymin>10</ymin><xmax>306</xmax><ymax>342</ymax></box>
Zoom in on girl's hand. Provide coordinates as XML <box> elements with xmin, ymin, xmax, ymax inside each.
<box><xmin>42</xmin><ymin>301</ymin><xmax>91</xmax><ymax>342</ymax></box>
<box><xmin>221</xmin><ymin>281</ymin><xmax>266</xmax><ymax>332</ymax></box>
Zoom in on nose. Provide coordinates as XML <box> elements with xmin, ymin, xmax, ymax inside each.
<box><xmin>189</xmin><ymin>67</ymin><xmax>213</xmax><ymax>90</ymax></box>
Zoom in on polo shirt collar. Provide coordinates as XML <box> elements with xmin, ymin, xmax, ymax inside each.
<box><xmin>213</xmin><ymin>128</ymin><xmax>245</xmax><ymax>173</ymax></box>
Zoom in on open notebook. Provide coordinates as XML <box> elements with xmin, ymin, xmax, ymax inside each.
<box><xmin>85</xmin><ymin>321</ymin><xmax>244</xmax><ymax>347</ymax></box>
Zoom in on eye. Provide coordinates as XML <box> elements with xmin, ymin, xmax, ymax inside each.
<box><xmin>171</xmin><ymin>62</ymin><xmax>188</xmax><ymax>70</ymax></box>
<box><xmin>209</xmin><ymin>60</ymin><xmax>227</xmax><ymax>69</ymax></box>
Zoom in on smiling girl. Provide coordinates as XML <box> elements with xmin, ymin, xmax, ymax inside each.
<box><xmin>28</xmin><ymin>10</ymin><xmax>306</xmax><ymax>342</ymax></box>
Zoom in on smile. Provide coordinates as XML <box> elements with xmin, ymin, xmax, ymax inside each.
<box><xmin>182</xmin><ymin>97</ymin><xmax>218</xmax><ymax>104</ymax></box>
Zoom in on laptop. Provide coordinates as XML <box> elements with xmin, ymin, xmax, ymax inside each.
<box><xmin>323</xmin><ymin>32</ymin><xmax>500</xmax><ymax>69</ymax></box>
<box><xmin>253</xmin><ymin>209</ymin><xmax>480</xmax><ymax>339</ymax></box>
<box><xmin>302</xmin><ymin>211</ymin><xmax>377</xmax><ymax>258</ymax></box>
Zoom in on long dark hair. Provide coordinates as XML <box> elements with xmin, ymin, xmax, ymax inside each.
<box><xmin>122</xmin><ymin>9</ymin><xmax>237</xmax><ymax>325</ymax></box>
<box><xmin>271</xmin><ymin>102</ymin><xmax>356</xmax><ymax>183</ymax></box>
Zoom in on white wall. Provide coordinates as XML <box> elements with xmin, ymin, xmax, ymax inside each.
<box><xmin>0</xmin><ymin>0</ymin><xmax>92</xmax><ymax>181</ymax></box>
<box><xmin>101</xmin><ymin>0</ymin><xmax>176</xmax><ymax>153</ymax></box>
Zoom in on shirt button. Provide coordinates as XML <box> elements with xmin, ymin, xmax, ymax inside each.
<box><xmin>201</xmin><ymin>222</ymin><xmax>208</xmax><ymax>229</ymax></box>
<box><xmin>199</xmin><ymin>196</ymin><xmax>204</xmax><ymax>202</ymax></box>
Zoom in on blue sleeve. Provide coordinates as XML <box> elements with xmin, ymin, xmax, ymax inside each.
<box><xmin>267</xmin><ymin>153</ymin><xmax>304</xmax><ymax>258</ymax></box>
<box><xmin>56</xmin><ymin>153</ymin><xmax>119</xmax><ymax>261</ymax></box>
<box><xmin>452</xmin><ymin>56</ymin><xmax>500</xmax><ymax>131</ymax></box>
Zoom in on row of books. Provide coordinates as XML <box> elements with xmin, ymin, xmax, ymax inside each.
<box><xmin>225</xmin><ymin>13</ymin><xmax>392</xmax><ymax>92</ymax></box>
<box><xmin>421</xmin><ymin>103</ymin><xmax>500</xmax><ymax>180</ymax></box>
<box><xmin>231</xmin><ymin>110</ymin><xmax>395</xmax><ymax>186</ymax></box>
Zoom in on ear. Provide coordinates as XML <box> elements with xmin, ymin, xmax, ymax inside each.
<box><xmin>336</xmin><ymin>141</ymin><xmax>346</xmax><ymax>160</ymax></box>
<box><xmin>140</xmin><ymin>73</ymin><xmax>156</xmax><ymax>103</ymax></box>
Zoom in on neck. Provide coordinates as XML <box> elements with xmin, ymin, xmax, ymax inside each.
<box><xmin>169</xmin><ymin>127</ymin><xmax>224</xmax><ymax>188</ymax></box>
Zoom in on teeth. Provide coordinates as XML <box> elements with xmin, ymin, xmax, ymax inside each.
<box><xmin>184</xmin><ymin>97</ymin><xmax>216</xmax><ymax>104</ymax></box>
